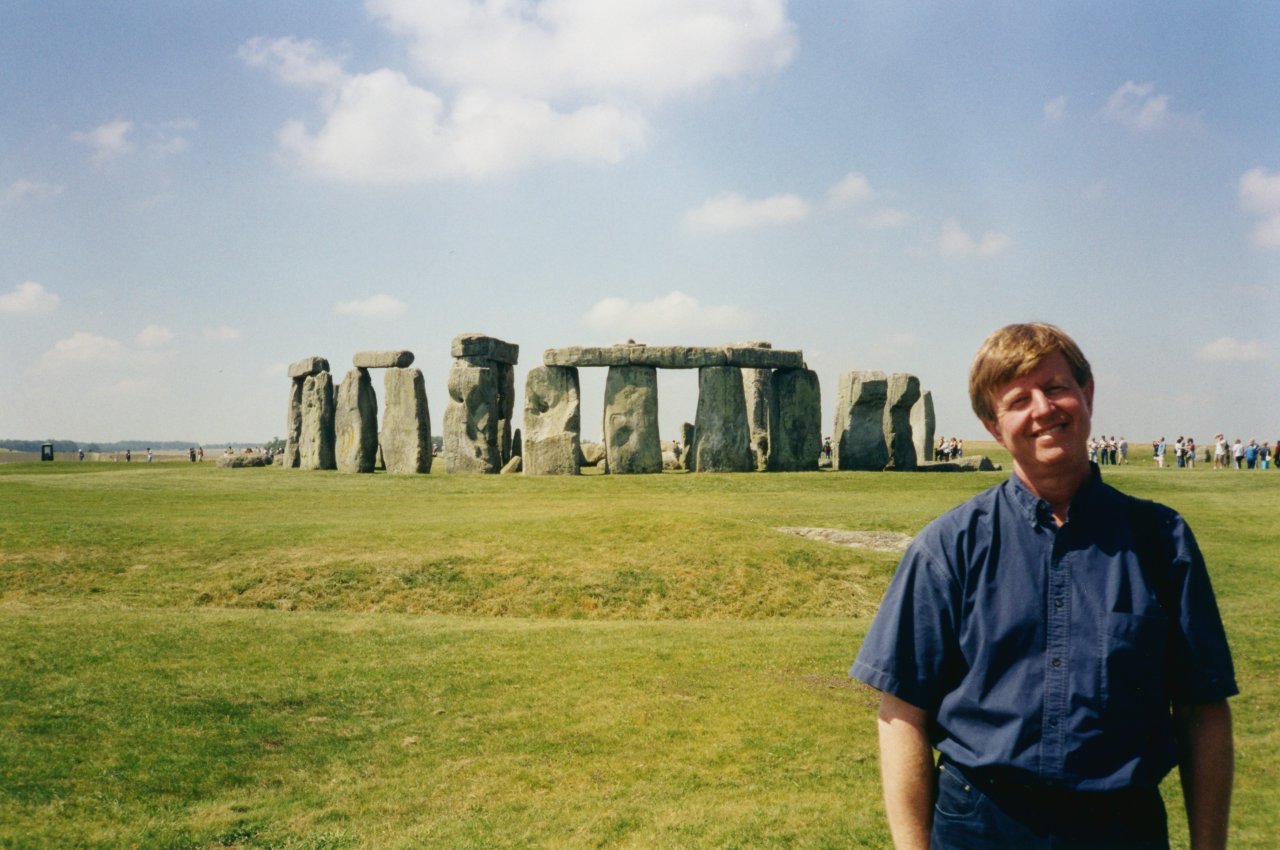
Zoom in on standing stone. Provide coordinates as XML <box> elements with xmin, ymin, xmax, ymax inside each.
<box><xmin>523</xmin><ymin>366</ymin><xmax>581</xmax><ymax>475</ymax></box>
<box><xmin>288</xmin><ymin>356</ymin><xmax>330</xmax><ymax>379</ymax></box>
<box><xmin>444</xmin><ymin>362</ymin><xmax>500</xmax><ymax>474</ymax></box>
<box><xmin>677</xmin><ymin>422</ymin><xmax>695</xmax><ymax>471</ymax></box>
<box><xmin>298</xmin><ymin>371</ymin><xmax>336</xmax><ymax>470</ymax></box>
<box><xmin>832</xmin><ymin>371</ymin><xmax>889</xmax><ymax>471</ymax></box>
<box><xmin>283</xmin><ymin>378</ymin><xmax>304</xmax><ymax>468</ymax></box>
<box><xmin>768</xmin><ymin>369</ymin><xmax>821</xmax><ymax>472</ymax></box>
<box><xmin>497</xmin><ymin>363</ymin><xmax>516</xmax><ymax>464</ymax></box>
<box><xmin>884</xmin><ymin>373</ymin><xmax>920</xmax><ymax>471</ymax></box>
<box><xmin>335</xmin><ymin>368</ymin><xmax>379</xmax><ymax>473</ymax></box>
<box><xmin>742</xmin><ymin>367</ymin><xmax>772</xmax><ymax>471</ymax></box>
<box><xmin>381</xmin><ymin>367</ymin><xmax>432</xmax><ymax>474</ymax></box>
<box><xmin>603</xmin><ymin>365</ymin><xmax>662</xmax><ymax>474</ymax></box>
<box><xmin>911</xmin><ymin>390</ymin><xmax>935</xmax><ymax>463</ymax></box>
<box><xmin>692</xmin><ymin>366</ymin><xmax>753</xmax><ymax>472</ymax></box>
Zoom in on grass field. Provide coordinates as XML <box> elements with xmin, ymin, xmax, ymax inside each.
<box><xmin>1</xmin><ymin>447</ymin><xmax>1276</xmax><ymax>849</ymax></box>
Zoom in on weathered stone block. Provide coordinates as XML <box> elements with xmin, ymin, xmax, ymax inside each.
<box><xmin>353</xmin><ymin>350</ymin><xmax>414</xmax><ymax>369</ymax></box>
<box><xmin>444</xmin><ymin>362</ymin><xmax>500</xmax><ymax>474</ymax></box>
<box><xmin>692</xmin><ymin>366</ymin><xmax>753</xmax><ymax>472</ymax></box>
<box><xmin>768</xmin><ymin>368</ymin><xmax>821</xmax><ymax>472</ymax></box>
<box><xmin>381</xmin><ymin>367</ymin><xmax>432</xmax><ymax>474</ymax></box>
<box><xmin>288</xmin><ymin>356</ymin><xmax>330</xmax><ymax>379</ymax></box>
<box><xmin>335</xmin><ymin>368</ymin><xmax>379</xmax><ymax>473</ymax></box>
<box><xmin>833</xmin><ymin>371</ymin><xmax>889</xmax><ymax>471</ymax></box>
<box><xmin>603</xmin><ymin>365</ymin><xmax>662</xmax><ymax>474</ymax></box>
<box><xmin>451</xmin><ymin>333</ymin><xmax>519</xmax><ymax>365</ymax></box>
<box><xmin>283</xmin><ymin>378</ymin><xmax>303</xmax><ymax>468</ymax></box>
<box><xmin>911</xmin><ymin>390</ymin><xmax>935</xmax><ymax>463</ymax></box>
<box><xmin>678</xmin><ymin>422</ymin><xmax>695</xmax><ymax>471</ymax></box>
<box><xmin>742</xmin><ymin>367</ymin><xmax>772</xmax><ymax>471</ymax></box>
<box><xmin>884</xmin><ymin>373</ymin><xmax>920</xmax><ymax>471</ymax></box>
<box><xmin>523</xmin><ymin>366</ymin><xmax>581</xmax><ymax>475</ymax></box>
<box><xmin>299</xmin><ymin>371</ymin><xmax>336</xmax><ymax>470</ymax></box>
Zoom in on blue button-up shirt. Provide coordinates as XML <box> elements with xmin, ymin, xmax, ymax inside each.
<box><xmin>851</xmin><ymin>466</ymin><xmax>1237</xmax><ymax>791</ymax></box>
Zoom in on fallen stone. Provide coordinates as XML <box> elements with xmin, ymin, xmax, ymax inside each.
<box><xmin>522</xmin><ymin>366</ymin><xmax>581</xmax><ymax>475</ymax></box>
<box><xmin>288</xmin><ymin>356</ymin><xmax>330</xmax><ymax>379</ymax></box>
<box><xmin>500</xmin><ymin>455</ymin><xmax>522</xmax><ymax>474</ymax></box>
<box><xmin>603</xmin><ymin>365</ymin><xmax>663</xmax><ymax>473</ymax></box>
<box><xmin>579</xmin><ymin>441</ymin><xmax>606</xmax><ymax>467</ymax></box>
<box><xmin>775</xmin><ymin>527</ymin><xmax>914</xmax><ymax>553</ymax></box>
<box><xmin>692</xmin><ymin>366</ymin><xmax>753</xmax><ymax>472</ymax></box>
<box><xmin>216</xmin><ymin>453</ymin><xmax>270</xmax><ymax>468</ymax></box>
<box><xmin>920</xmin><ymin>456</ymin><xmax>1000</xmax><ymax>472</ymax></box>
<box><xmin>335</xmin><ymin>368</ymin><xmax>379</xmax><ymax>473</ymax></box>
<box><xmin>768</xmin><ymin>368</ymin><xmax>821</xmax><ymax>472</ymax></box>
<box><xmin>381</xmin><ymin>367</ymin><xmax>432</xmax><ymax>474</ymax></box>
<box><xmin>353</xmin><ymin>350</ymin><xmax>414</xmax><ymax>369</ymax></box>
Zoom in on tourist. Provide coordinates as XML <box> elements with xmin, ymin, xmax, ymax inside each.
<box><xmin>851</xmin><ymin>322</ymin><xmax>1235</xmax><ymax>850</ymax></box>
<box><xmin>1174</xmin><ymin>436</ymin><xmax>1185</xmax><ymax>468</ymax></box>
<box><xmin>1119</xmin><ymin>436</ymin><xmax>1128</xmax><ymax>464</ymax></box>
<box><xmin>822</xmin><ymin>436</ymin><xmax>833</xmax><ymax>462</ymax></box>
<box><xmin>1232</xmin><ymin>439</ymin><xmax>1244</xmax><ymax>469</ymax></box>
<box><xmin>1245</xmin><ymin>440</ymin><xmax>1258</xmax><ymax>470</ymax></box>
<box><xmin>147</xmin><ymin>448</ymin><xmax>153</xmax><ymax>463</ymax></box>
<box><xmin>1214</xmin><ymin>434</ymin><xmax>1228</xmax><ymax>469</ymax></box>
<box><xmin>78</xmin><ymin>449</ymin><xmax>84</xmax><ymax>461</ymax></box>
<box><xmin>125</xmin><ymin>449</ymin><xmax>131</xmax><ymax>462</ymax></box>
<box><xmin>1153</xmin><ymin>436</ymin><xmax>1166</xmax><ymax>468</ymax></box>
<box><xmin>935</xmin><ymin>435</ymin><xmax>949</xmax><ymax>461</ymax></box>
<box><xmin>1261</xmin><ymin>441</ymin><xmax>1272</xmax><ymax>471</ymax></box>
<box><xmin>1185</xmin><ymin>437</ymin><xmax>1196</xmax><ymax>469</ymax></box>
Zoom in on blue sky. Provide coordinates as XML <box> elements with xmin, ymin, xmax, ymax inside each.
<box><xmin>2</xmin><ymin>1</ymin><xmax>1277</xmax><ymax>446</ymax></box>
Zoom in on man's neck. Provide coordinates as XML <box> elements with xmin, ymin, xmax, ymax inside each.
<box><xmin>1014</xmin><ymin>462</ymin><xmax>1092</xmax><ymax>526</ymax></box>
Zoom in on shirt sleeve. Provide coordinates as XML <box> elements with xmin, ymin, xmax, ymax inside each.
<box><xmin>850</xmin><ymin>535</ymin><xmax>961</xmax><ymax>712</ymax></box>
<box><xmin>1167</xmin><ymin>517</ymin><xmax>1239</xmax><ymax>705</ymax></box>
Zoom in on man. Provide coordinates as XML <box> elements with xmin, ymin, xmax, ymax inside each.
<box><xmin>851</xmin><ymin>323</ymin><xmax>1236</xmax><ymax>850</ymax></box>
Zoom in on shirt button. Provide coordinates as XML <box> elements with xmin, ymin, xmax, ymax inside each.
<box><xmin>1054</xmin><ymin>597</ymin><xmax>1064</xmax><ymax>609</ymax></box>
<box><xmin>1051</xmin><ymin>657</ymin><xmax>1062</xmax><ymax>668</ymax></box>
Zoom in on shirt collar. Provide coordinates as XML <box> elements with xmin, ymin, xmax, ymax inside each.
<box><xmin>1006</xmin><ymin>463</ymin><xmax>1104</xmax><ymax>529</ymax></box>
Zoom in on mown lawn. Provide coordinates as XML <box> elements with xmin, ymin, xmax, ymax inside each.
<box><xmin>1</xmin><ymin>454</ymin><xmax>1275</xmax><ymax>849</ymax></box>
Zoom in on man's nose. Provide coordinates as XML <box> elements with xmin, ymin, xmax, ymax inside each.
<box><xmin>1028</xmin><ymin>390</ymin><xmax>1054</xmax><ymax>415</ymax></box>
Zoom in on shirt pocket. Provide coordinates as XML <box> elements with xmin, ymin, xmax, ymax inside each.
<box><xmin>1100</xmin><ymin>612</ymin><xmax>1168</xmax><ymax>712</ymax></box>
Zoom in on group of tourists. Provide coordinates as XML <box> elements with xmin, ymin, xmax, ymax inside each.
<box><xmin>934</xmin><ymin>436</ymin><xmax>963</xmax><ymax>461</ymax></box>
<box><xmin>1152</xmin><ymin>435</ymin><xmax>1277</xmax><ymax>470</ymax></box>
<box><xmin>1088</xmin><ymin>435</ymin><xmax>1126</xmax><ymax>465</ymax></box>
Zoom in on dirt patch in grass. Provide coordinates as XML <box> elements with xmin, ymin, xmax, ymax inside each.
<box><xmin>775</xmin><ymin>527</ymin><xmax>913</xmax><ymax>553</ymax></box>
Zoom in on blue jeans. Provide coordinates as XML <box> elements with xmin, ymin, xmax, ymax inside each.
<box><xmin>930</xmin><ymin>759</ymin><xmax>1169</xmax><ymax>850</ymax></box>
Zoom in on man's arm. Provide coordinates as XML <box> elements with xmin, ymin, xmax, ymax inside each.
<box><xmin>877</xmin><ymin>692</ymin><xmax>935</xmax><ymax>850</ymax></box>
<box><xmin>1174</xmin><ymin>700</ymin><xmax>1233</xmax><ymax>850</ymax></box>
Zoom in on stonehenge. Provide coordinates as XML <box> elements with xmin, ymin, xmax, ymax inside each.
<box><xmin>284</xmin><ymin>350</ymin><xmax>432</xmax><ymax>475</ymax></box>
<box><xmin>286</xmin><ymin>336</ymin><xmax>952</xmax><ymax>476</ymax></box>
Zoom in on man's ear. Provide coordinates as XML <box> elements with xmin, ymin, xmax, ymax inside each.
<box><xmin>1082</xmin><ymin>379</ymin><xmax>1095</xmax><ymax>416</ymax></box>
<box><xmin>982</xmin><ymin>417</ymin><xmax>1005</xmax><ymax>447</ymax></box>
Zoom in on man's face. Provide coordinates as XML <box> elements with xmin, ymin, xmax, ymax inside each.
<box><xmin>982</xmin><ymin>351</ymin><xmax>1094</xmax><ymax>483</ymax></box>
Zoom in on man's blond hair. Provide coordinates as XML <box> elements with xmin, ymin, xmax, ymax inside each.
<box><xmin>969</xmin><ymin>323</ymin><xmax>1092</xmax><ymax>422</ymax></box>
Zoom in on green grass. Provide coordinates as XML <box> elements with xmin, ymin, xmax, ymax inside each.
<box><xmin>1</xmin><ymin>452</ymin><xmax>1276</xmax><ymax>848</ymax></box>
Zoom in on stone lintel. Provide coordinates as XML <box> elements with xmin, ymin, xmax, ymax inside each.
<box><xmin>288</xmin><ymin>356</ymin><xmax>330</xmax><ymax>378</ymax></box>
<box><xmin>353</xmin><ymin>349</ymin><xmax>414</xmax><ymax>369</ymax></box>
<box><xmin>543</xmin><ymin>344</ymin><xmax>803</xmax><ymax>369</ymax></box>
<box><xmin>451</xmin><ymin>333</ymin><xmax>519</xmax><ymax>365</ymax></box>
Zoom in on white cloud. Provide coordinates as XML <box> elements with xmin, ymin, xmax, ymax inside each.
<box><xmin>73</xmin><ymin>119</ymin><xmax>136</xmax><ymax>162</ymax></box>
<box><xmin>334</xmin><ymin>293</ymin><xmax>407</xmax><ymax>318</ymax></box>
<box><xmin>135</xmin><ymin>324</ymin><xmax>176</xmax><ymax>348</ymax></box>
<box><xmin>1043</xmin><ymin>95</ymin><xmax>1067</xmax><ymax>125</ymax></box>
<box><xmin>367</xmin><ymin>0</ymin><xmax>796</xmax><ymax>103</ymax></box>
<box><xmin>825</xmin><ymin>172</ymin><xmax>874</xmax><ymax>209</ymax></box>
<box><xmin>0</xmin><ymin>281</ymin><xmax>60</xmax><ymax>317</ymax></box>
<box><xmin>1239</xmin><ymin>167</ymin><xmax>1280</xmax><ymax>249</ymax></box>
<box><xmin>683</xmin><ymin>192</ymin><xmax>810</xmax><ymax>233</ymax></box>
<box><xmin>1195</xmin><ymin>337</ymin><xmax>1269</xmax><ymax>363</ymax></box>
<box><xmin>244</xmin><ymin>1</ymin><xmax>794</xmax><ymax>182</ymax></box>
<box><xmin>1102</xmin><ymin>81</ymin><xmax>1193</xmax><ymax>132</ymax></box>
<box><xmin>1</xmin><ymin>178</ymin><xmax>64</xmax><ymax>205</ymax></box>
<box><xmin>939</xmin><ymin>219</ymin><xmax>1011</xmax><ymax>257</ymax></box>
<box><xmin>582</xmin><ymin>291</ymin><xmax>751</xmax><ymax>337</ymax></box>
<box><xmin>43</xmin><ymin>331</ymin><xmax>127</xmax><ymax>366</ymax></box>
<box><xmin>205</xmin><ymin>325</ymin><xmax>242</xmax><ymax>342</ymax></box>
